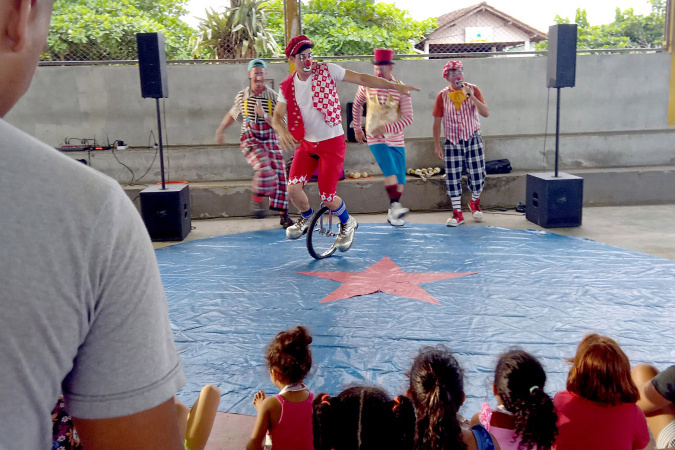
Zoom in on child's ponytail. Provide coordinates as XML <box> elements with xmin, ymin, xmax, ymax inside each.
<box><xmin>409</xmin><ymin>345</ymin><xmax>467</xmax><ymax>450</ymax></box>
<box><xmin>514</xmin><ymin>386</ymin><xmax>557</xmax><ymax>449</ymax></box>
<box><xmin>495</xmin><ymin>349</ymin><xmax>558</xmax><ymax>450</ymax></box>
<box><xmin>312</xmin><ymin>393</ymin><xmax>338</xmax><ymax>450</ymax></box>
<box><xmin>390</xmin><ymin>395</ymin><xmax>415</xmax><ymax>450</ymax></box>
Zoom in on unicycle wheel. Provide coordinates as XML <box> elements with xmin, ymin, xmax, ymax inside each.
<box><xmin>306</xmin><ymin>206</ymin><xmax>339</xmax><ymax>259</ymax></box>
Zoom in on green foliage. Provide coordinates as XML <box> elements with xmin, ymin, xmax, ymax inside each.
<box><xmin>46</xmin><ymin>0</ymin><xmax>195</xmax><ymax>60</ymax></box>
<box><xmin>535</xmin><ymin>1</ymin><xmax>665</xmax><ymax>51</ymax></box>
<box><xmin>190</xmin><ymin>0</ymin><xmax>282</xmax><ymax>59</ymax></box>
<box><xmin>264</xmin><ymin>0</ymin><xmax>436</xmax><ymax>57</ymax></box>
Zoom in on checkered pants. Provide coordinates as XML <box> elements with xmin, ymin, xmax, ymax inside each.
<box><xmin>443</xmin><ymin>131</ymin><xmax>486</xmax><ymax>198</ymax></box>
<box><xmin>241</xmin><ymin>121</ymin><xmax>288</xmax><ymax>211</ymax></box>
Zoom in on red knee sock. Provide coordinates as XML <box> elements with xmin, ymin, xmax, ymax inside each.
<box><xmin>386</xmin><ymin>184</ymin><xmax>401</xmax><ymax>203</ymax></box>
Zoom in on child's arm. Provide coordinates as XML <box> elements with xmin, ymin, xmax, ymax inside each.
<box><xmin>246</xmin><ymin>392</ymin><xmax>273</xmax><ymax>450</ymax></box>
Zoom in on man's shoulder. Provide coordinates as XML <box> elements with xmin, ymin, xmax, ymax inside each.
<box><xmin>263</xmin><ymin>86</ymin><xmax>279</xmax><ymax>98</ymax></box>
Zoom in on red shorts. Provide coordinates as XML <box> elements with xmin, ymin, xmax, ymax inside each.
<box><xmin>288</xmin><ymin>135</ymin><xmax>346</xmax><ymax>203</ymax></box>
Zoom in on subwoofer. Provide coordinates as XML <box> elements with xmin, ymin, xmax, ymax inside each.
<box><xmin>136</xmin><ymin>32</ymin><xmax>169</xmax><ymax>99</ymax></box>
<box><xmin>140</xmin><ymin>184</ymin><xmax>191</xmax><ymax>241</ymax></box>
<box><xmin>526</xmin><ymin>172</ymin><xmax>583</xmax><ymax>228</ymax></box>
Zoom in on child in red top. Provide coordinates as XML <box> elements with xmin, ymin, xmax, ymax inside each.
<box><xmin>553</xmin><ymin>334</ymin><xmax>651</xmax><ymax>450</ymax></box>
<box><xmin>247</xmin><ymin>326</ymin><xmax>314</xmax><ymax>450</ymax></box>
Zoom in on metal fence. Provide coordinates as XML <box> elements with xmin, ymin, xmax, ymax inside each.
<box><xmin>41</xmin><ymin>1</ymin><xmax>669</xmax><ymax>64</ymax></box>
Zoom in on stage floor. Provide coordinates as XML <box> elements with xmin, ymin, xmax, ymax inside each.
<box><xmin>156</xmin><ymin>210</ymin><xmax>675</xmax><ymax>421</ymax></box>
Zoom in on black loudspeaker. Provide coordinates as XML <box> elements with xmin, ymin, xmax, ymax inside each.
<box><xmin>547</xmin><ymin>24</ymin><xmax>577</xmax><ymax>88</ymax></box>
<box><xmin>345</xmin><ymin>101</ymin><xmax>366</xmax><ymax>142</ymax></box>
<box><xmin>526</xmin><ymin>172</ymin><xmax>583</xmax><ymax>228</ymax></box>
<box><xmin>140</xmin><ymin>184</ymin><xmax>191</xmax><ymax>241</ymax></box>
<box><xmin>136</xmin><ymin>33</ymin><xmax>169</xmax><ymax>99</ymax></box>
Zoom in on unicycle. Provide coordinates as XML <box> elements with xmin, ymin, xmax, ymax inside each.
<box><xmin>306</xmin><ymin>205</ymin><xmax>340</xmax><ymax>259</ymax></box>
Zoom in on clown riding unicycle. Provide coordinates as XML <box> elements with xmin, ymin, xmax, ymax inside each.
<box><xmin>271</xmin><ymin>35</ymin><xmax>419</xmax><ymax>259</ymax></box>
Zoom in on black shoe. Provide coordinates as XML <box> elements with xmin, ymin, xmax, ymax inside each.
<box><xmin>280</xmin><ymin>213</ymin><xmax>294</xmax><ymax>229</ymax></box>
<box><xmin>252</xmin><ymin>201</ymin><xmax>266</xmax><ymax>219</ymax></box>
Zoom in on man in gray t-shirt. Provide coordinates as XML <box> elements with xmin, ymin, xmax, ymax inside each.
<box><xmin>0</xmin><ymin>1</ymin><xmax>186</xmax><ymax>447</ymax></box>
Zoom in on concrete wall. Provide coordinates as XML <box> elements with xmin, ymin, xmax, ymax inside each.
<box><xmin>6</xmin><ymin>53</ymin><xmax>674</xmax><ymax>174</ymax></box>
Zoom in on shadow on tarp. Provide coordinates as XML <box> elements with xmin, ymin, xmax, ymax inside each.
<box><xmin>156</xmin><ymin>224</ymin><xmax>675</xmax><ymax>417</ymax></box>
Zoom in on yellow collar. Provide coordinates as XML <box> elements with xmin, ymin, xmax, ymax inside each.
<box><xmin>448</xmin><ymin>89</ymin><xmax>466</xmax><ymax>111</ymax></box>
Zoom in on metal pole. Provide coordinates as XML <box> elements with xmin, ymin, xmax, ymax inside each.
<box><xmin>554</xmin><ymin>87</ymin><xmax>561</xmax><ymax>178</ymax></box>
<box><xmin>156</xmin><ymin>98</ymin><xmax>166</xmax><ymax>190</ymax></box>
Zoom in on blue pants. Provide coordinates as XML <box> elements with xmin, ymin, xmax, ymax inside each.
<box><xmin>369</xmin><ymin>143</ymin><xmax>407</xmax><ymax>185</ymax></box>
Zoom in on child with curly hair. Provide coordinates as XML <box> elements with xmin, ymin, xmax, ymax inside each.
<box><xmin>247</xmin><ymin>325</ymin><xmax>314</xmax><ymax>450</ymax></box>
<box><xmin>471</xmin><ymin>349</ymin><xmax>558</xmax><ymax>449</ymax></box>
<box><xmin>313</xmin><ymin>385</ymin><xmax>415</xmax><ymax>449</ymax></box>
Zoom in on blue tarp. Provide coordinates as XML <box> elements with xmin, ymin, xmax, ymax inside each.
<box><xmin>157</xmin><ymin>223</ymin><xmax>675</xmax><ymax>417</ymax></box>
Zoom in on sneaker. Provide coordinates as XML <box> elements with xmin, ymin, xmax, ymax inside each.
<box><xmin>390</xmin><ymin>202</ymin><xmax>409</xmax><ymax>220</ymax></box>
<box><xmin>285</xmin><ymin>213</ymin><xmax>313</xmax><ymax>239</ymax></box>
<box><xmin>251</xmin><ymin>201</ymin><xmax>266</xmax><ymax>219</ymax></box>
<box><xmin>334</xmin><ymin>216</ymin><xmax>358</xmax><ymax>252</ymax></box>
<box><xmin>387</xmin><ymin>208</ymin><xmax>405</xmax><ymax>226</ymax></box>
<box><xmin>446</xmin><ymin>209</ymin><xmax>465</xmax><ymax>227</ymax></box>
<box><xmin>469</xmin><ymin>198</ymin><xmax>483</xmax><ymax>222</ymax></box>
<box><xmin>279</xmin><ymin>213</ymin><xmax>294</xmax><ymax>229</ymax></box>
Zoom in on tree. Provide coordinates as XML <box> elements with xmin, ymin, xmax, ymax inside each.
<box><xmin>265</xmin><ymin>0</ymin><xmax>437</xmax><ymax>57</ymax></box>
<box><xmin>46</xmin><ymin>0</ymin><xmax>195</xmax><ymax>61</ymax></box>
<box><xmin>536</xmin><ymin>0</ymin><xmax>665</xmax><ymax>50</ymax></box>
<box><xmin>190</xmin><ymin>0</ymin><xmax>282</xmax><ymax>59</ymax></box>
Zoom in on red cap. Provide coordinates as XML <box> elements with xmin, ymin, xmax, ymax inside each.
<box><xmin>443</xmin><ymin>60</ymin><xmax>463</xmax><ymax>78</ymax></box>
<box><xmin>373</xmin><ymin>48</ymin><xmax>395</xmax><ymax>65</ymax></box>
<box><xmin>285</xmin><ymin>35</ymin><xmax>314</xmax><ymax>58</ymax></box>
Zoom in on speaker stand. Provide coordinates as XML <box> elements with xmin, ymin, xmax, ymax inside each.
<box><xmin>554</xmin><ymin>87</ymin><xmax>561</xmax><ymax>177</ymax></box>
<box><xmin>525</xmin><ymin>87</ymin><xmax>583</xmax><ymax>228</ymax></box>
<box><xmin>155</xmin><ymin>98</ymin><xmax>166</xmax><ymax>190</ymax></box>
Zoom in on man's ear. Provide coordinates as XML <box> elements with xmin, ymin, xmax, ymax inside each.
<box><xmin>4</xmin><ymin>0</ymin><xmax>33</xmax><ymax>52</ymax></box>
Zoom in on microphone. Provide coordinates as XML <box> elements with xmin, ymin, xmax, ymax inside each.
<box><xmin>456</xmin><ymin>80</ymin><xmax>470</xmax><ymax>97</ymax></box>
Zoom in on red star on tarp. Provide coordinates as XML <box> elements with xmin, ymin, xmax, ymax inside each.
<box><xmin>299</xmin><ymin>257</ymin><xmax>477</xmax><ymax>304</ymax></box>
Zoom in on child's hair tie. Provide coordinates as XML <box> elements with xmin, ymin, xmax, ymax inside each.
<box><xmin>392</xmin><ymin>396</ymin><xmax>401</xmax><ymax>412</ymax></box>
<box><xmin>529</xmin><ymin>385</ymin><xmax>539</xmax><ymax>393</ymax></box>
<box><xmin>321</xmin><ymin>394</ymin><xmax>331</xmax><ymax>406</ymax></box>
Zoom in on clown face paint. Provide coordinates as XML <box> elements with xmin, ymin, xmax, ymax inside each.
<box><xmin>374</xmin><ymin>64</ymin><xmax>394</xmax><ymax>79</ymax></box>
<box><xmin>447</xmin><ymin>68</ymin><xmax>465</xmax><ymax>89</ymax></box>
<box><xmin>248</xmin><ymin>67</ymin><xmax>266</xmax><ymax>94</ymax></box>
<box><xmin>296</xmin><ymin>50</ymin><xmax>313</xmax><ymax>73</ymax></box>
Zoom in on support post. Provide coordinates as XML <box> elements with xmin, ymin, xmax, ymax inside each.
<box><xmin>155</xmin><ymin>98</ymin><xmax>166</xmax><ymax>190</ymax></box>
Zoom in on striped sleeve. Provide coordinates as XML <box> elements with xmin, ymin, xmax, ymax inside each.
<box><xmin>385</xmin><ymin>90</ymin><xmax>413</xmax><ymax>135</ymax></box>
<box><xmin>227</xmin><ymin>91</ymin><xmax>244</xmax><ymax>122</ymax></box>
<box><xmin>352</xmin><ymin>86</ymin><xmax>367</xmax><ymax>130</ymax></box>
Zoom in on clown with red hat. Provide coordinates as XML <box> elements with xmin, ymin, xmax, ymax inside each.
<box><xmin>432</xmin><ymin>60</ymin><xmax>490</xmax><ymax>227</ymax></box>
<box><xmin>352</xmin><ymin>48</ymin><xmax>414</xmax><ymax>227</ymax></box>
<box><xmin>271</xmin><ymin>36</ymin><xmax>420</xmax><ymax>255</ymax></box>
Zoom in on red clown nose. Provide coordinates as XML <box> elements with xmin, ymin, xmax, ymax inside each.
<box><xmin>304</xmin><ymin>59</ymin><xmax>311</xmax><ymax>68</ymax></box>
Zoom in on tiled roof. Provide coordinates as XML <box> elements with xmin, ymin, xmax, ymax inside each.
<box><xmin>430</xmin><ymin>2</ymin><xmax>548</xmax><ymax>40</ymax></box>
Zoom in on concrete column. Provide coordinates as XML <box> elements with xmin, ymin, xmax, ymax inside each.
<box><xmin>284</xmin><ymin>0</ymin><xmax>301</xmax><ymax>74</ymax></box>
<box><xmin>668</xmin><ymin>0</ymin><xmax>675</xmax><ymax>125</ymax></box>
